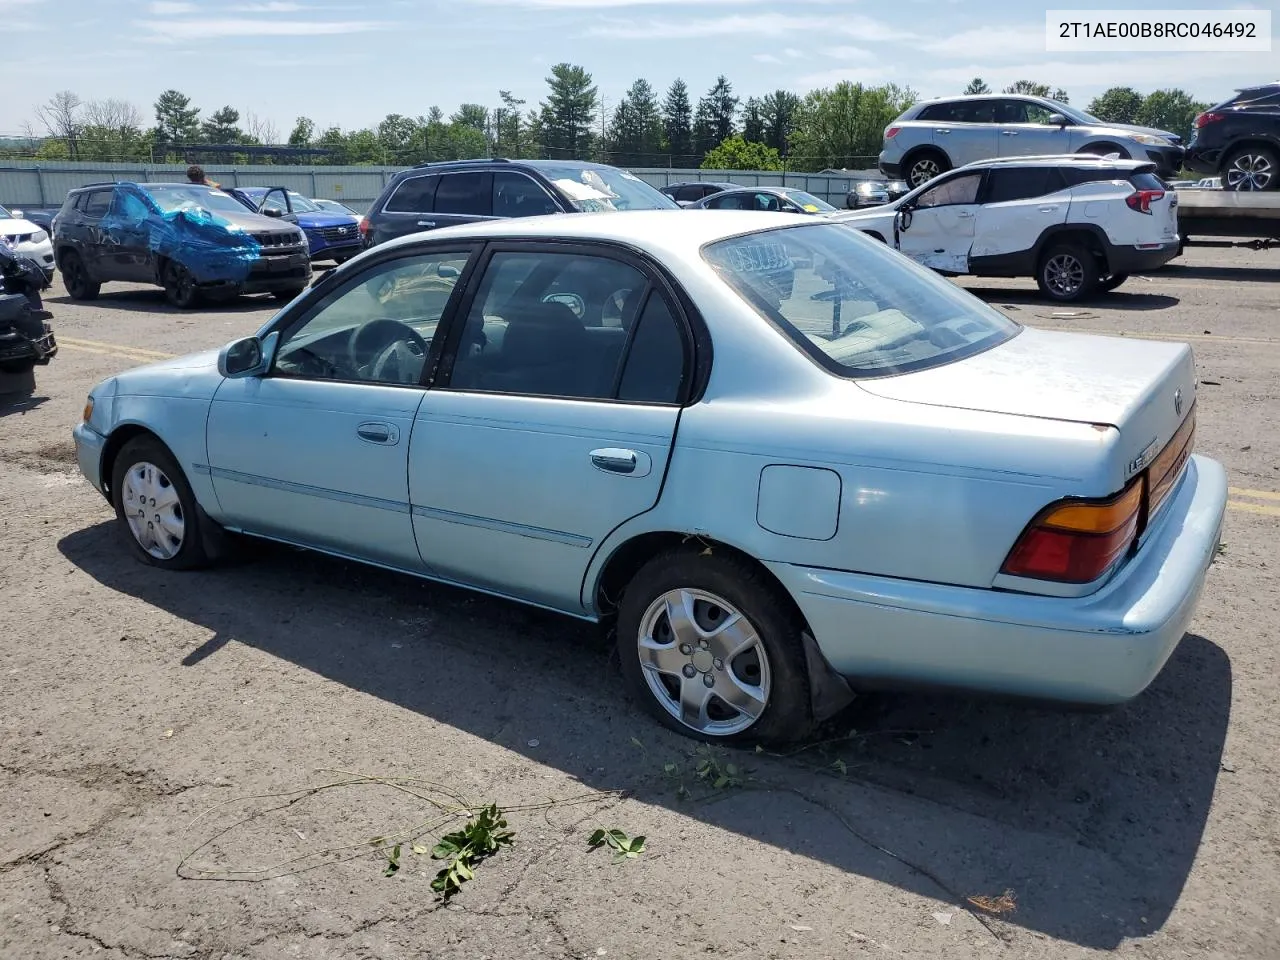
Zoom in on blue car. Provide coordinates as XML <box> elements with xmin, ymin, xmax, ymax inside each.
<box><xmin>230</xmin><ymin>187</ymin><xmax>365</xmax><ymax>264</ymax></box>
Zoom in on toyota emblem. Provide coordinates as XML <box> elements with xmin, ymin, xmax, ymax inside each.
<box><xmin>1174</xmin><ymin>387</ymin><xmax>1183</xmax><ymax>417</ymax></box>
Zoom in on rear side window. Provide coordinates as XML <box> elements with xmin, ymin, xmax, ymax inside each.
<box><xmin>617</xmin><ymin>294</ymin><xmax>687</xmax><ymax>404</ymax></box>
<box><xmin>385</xmin><ymin>175</ymin><xmax>438</xmax><ymax>214</ymax></box>
<box><xmin>81</xmin><ymin>190</ymin><xmax>113</xmax><ymax>218</ymax></box>
<box><xmin>1060</xmin><ymin>168</ymin><xmax>1127</xmax><ymax>187</ymax></box>
<box><xmin>984</xmin><ymin>168</ymin><xmax>1066</xmax><ymax>203</ymax></box>
<box><xmin>435</xmin><ymin>172</ymin><xmax>493</xmax><ymax>216</ymax></box>
<box><xmin>918</xmin><ymin>103</ymin><xmax>960</xmax><ymax>122</ymax></box>
<box><xmin>674</xmin><ymin>185</ymin><xmax>704</xmax><ymax>203</ymax></box>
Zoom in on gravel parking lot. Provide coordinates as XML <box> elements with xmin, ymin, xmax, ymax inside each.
<box><xmin>1</xmin><ymin>249</ymin><xmax>1277</xmax><ymax>960</ymax></box>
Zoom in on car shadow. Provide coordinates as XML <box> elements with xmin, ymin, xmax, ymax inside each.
<box><xmin>0</xmin><ymin>389</ymin><xmax>46</xmax><ymax>416</ymax></box>
<box><xmin>57</xmin><ymin>524</ymin><xmax>1231</xmax><ymax>949</ymax></box>
<box><xmin>965</xmin><ymin>287</ymin><xmax>1180</xmax><ymax>312</ymax></box>
<box><xmin>1160</xmin><ymin>263</ymin><xmax>1278</xmax><ymax>283</ymax></box>
<box><xmin>46</xmin><ymin>290</ymin><xmax>279</xmax><ymax>315</ymax></box>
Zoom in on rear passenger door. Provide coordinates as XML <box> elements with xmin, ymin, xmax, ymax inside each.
<box><xmin>76</xmin><ymin>189</ymin><xmax>116</xmax><ymax>280</ymax></box>
<box><xmin>408</xmin><ymin>243</ymin><xmax>693</xmax><ymax>613</ymax></box>
<box><xmin>971</xmin><ymin>166</ymin><xmax>1069</xmax><ymax>264</ymax></box>
<box><xmin>919</xmin><ymin>101</ymin><xmax>998</xmax><ymax>168</ymax></box>
<box><xmin>431</xmin><ymin>172</ymin><xmax>494</xmax><ymax>229</ymax></box>
<box><xmin>371</xmin><ymin>173</ymin><xmax>439</xmax><ymax>245</ymax></box>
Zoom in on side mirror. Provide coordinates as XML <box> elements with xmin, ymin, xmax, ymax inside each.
<box><xmin>1048</xmin><ymin>113</ymin><xmax>1067</xmax><ymax>127</ymax></box>
<box><xmin>437</xmin><ymin>264</ymin><xmax>460</xmax><ymax>279</ymax></box>
<box><xmin>218</xmin><ymin>331</ymin><xmax>279</xmax><ymax>378</ymax></box>
<box><xmin>263</xmin><ymin>208</ymin><xmax>284</xmax><ymax>218</ymax></box>
<box><xmin>896</xmin><ymin>208</ymin><xmax>913</xmax><ymax>232</ymax></box>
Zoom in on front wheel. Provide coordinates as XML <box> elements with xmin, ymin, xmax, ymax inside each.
<box><xmin>162</xmin><ymin>261</ymin><xmax>201</xmax><ymax>309</ymax></box>
<box><xmin>1037</xmin><ymin>242</ymin><xmax>1099</xmax><ymax>302</ymax></box>
<box><xmin>616</xmin><ymin>548</ymin><xmax>815</xmax><ymax>745</ymax></box>
<box><xmin>111</xmin><ymin>436</ymin><xmax>213</xmax><ymax>570</ymax></box>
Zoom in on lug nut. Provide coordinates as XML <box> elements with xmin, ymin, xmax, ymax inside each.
<box><xmin>679</xmin><ymin>644</ymin><xmax>692</xmax><ymax>655</ymax></box>
<box><xmin>714</xmin><ymin>659</ymin><xmax>724</xmax><ymax>670</ymax></box>
<box><xmin>682</xmin><ymin>665</ymin><xmax>696</xmax><ymax>679</ymax></box>
<box><xmin>702</xmin><ymin>674</ymin><xmax>715</xmax><ymax>688</ymax></box>
<box><xmin>699</xmin><ymin>639</ymin><xmax>709</xmax><ymax>650</ymax></box>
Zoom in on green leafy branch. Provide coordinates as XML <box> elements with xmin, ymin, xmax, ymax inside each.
<box><xmin>588</xmin><ymin>827</ymin><xmax>646</xmax><ymax>864</ymax></box>
<box><xmin>428</xmin><ymin>804</ymin><xmax>515</xmax><ymax>898</ymax></box>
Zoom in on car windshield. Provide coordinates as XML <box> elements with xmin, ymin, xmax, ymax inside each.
<box><xmin>703</xmin><ymin>223</ymin><xmax>1020</xmax><ymax>378</ymax></box>
<box><xmin>782</xmin><ymin>190</ymin><xmax>836</xmax><ymax>212</ymax></box>
<box><xmin>143</xmin><ymin>185</ymin><xmax>251</xmax><ymax>216</ymax></box>
<box><xmin>1053</xmin><ymin>102</ymin><xmax>1107</xmax><ymax>125</ymax></box>
<box><xmin>544</xmin><ymin>166</ymin><xmax>678</xmax><ymax>212</ymax></box>
<box><xmin>286</xmin><ymin>191</ymin><xmax>321</xmax><ymax>212</ymax></box>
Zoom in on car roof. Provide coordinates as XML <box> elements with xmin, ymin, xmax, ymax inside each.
<box><xmin>374</xmin><ymin>209</ymin><xmax>815</xmax><ymax>256</ymax></box>
<box><xmin>958</xmin><ymin>154</ymin><xmax>1152</xmax><ymax>171</ymax></box>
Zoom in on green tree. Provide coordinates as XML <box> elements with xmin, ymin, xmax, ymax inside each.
<box><xmin>963</xmin><ymin>78</ymin><xmax>990</xmax><ymax>95</ymax></box>
<box><xmin>451</xmin><ymin>104</ymin><xmax>489</xmax><ymax>134</ymax></box>
<box><xmin>80</xmin><ymin>98</ymin><xmax>147</xmax><ymax>161</ymax></box>
<box><xmin>701</xmin><ymin>135</ymin><xmax>782</xmax><ymax>171</ymax></box>
<box><xmin>788</xmin><ymin>82</ymin><xmax>917</xmax><ymax>171</ymax></box>
<box><xmin>314</xmin><ymin>126</ymin><xmax>350</xmax><ymax>164</ymax></box>
<box><xmin>1086</xmin><ymin>87</ymin><xmax>1143</xmax><ymax>125</ymax></box>
<box><xmin>153</xmin><ymin>89</ymin><xmax>200</xmax><ymax>143</ymax></box>
<box><xmin>288</xmin><ymin>117</ymin><xmax>315</xmax><ymax>146</ymax></box>
<box><xmin>1003</xmin><ymin>80</ymin><xmax>1051</xmax><ymax>97</ymax></box>
<box><xmin>661</xmin><ymin>79</ymin><xmax>694</xmax><ymax>165</ymax></box>
<box><xmin>1136</xmin><ymin>88</ymin><xmax>1208</xmax><ymax>141</ymax></box>
<box><xmin>693</xmin><ymin>75</ymin><xmax>738</xmax><ymax>160</ymax></box>
<box><xmin>741</xmin><ymin>97</ymin><xmax>764</xmax><ymax>143</ymax></box>
<box><xmin>606</xmin><ymin>78</ymin><xmax>663</xmax><ymax>166</ymax></box>
<box><xmin>201</xmin><ymin>106</ymin><xmax>242</xmax><ymax>144</ymax></box>
<box><xmin>537</xmin><ymin>62</ymin><xmax>598</xmax><ymax>160</ymax></box>
<box><xmin>759</xmin><ymin>90</ymin><xmax>800</xmax><ymax>155</ymax></box>
<box><xmin>377</xmin><ymin>113</ymin><xmax>422</xmax><ymax>163</ymax></box>
<box><xmin>493</xmin><ymin>90</ymin><xmax>526</xmax><ymax>158</ymax></box>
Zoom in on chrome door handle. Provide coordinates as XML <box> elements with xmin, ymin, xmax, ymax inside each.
<box><xmin>934</xmin><ymin>128</ymin><xmax>950</xmax><ymax>134</ymax></box>
<box><xmin>417</xmin><ymin>220</ymin><xmax>436</xmax><ymax>227</ymax></box>
<box><xmin>357</xmin><ymin>421</ymin><xmax>399</xmax><ymax>444</ymax></box>
<box><xmin>1038</xmin><ymin>206</ymin><xmax>1058</xmax><ymax>212</ymax></box>
<box><xmin>955</xmin><ymin>210</ymin><xmax>974</xmax><ymax>219</ymax></box>
<box><xmin>590</xmin><ymin>448</ymin><xmax>637</xmax><ymax>474</ymax></box>
<box><xmin>1001</xmin><ymin>130</ymin><xmax>1018</xmax><ymax>136</ymax></box>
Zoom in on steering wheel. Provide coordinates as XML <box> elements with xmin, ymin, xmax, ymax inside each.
<box><xmin>348</xmin><ymin>318</ymin><xmax>429</xmax><ymax>382</ymax></box>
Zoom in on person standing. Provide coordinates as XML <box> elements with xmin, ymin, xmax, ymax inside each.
<box><xmin>186</xmin><ymin>164</ymin><xmax>220</xmax><ymax>189</ymax></box>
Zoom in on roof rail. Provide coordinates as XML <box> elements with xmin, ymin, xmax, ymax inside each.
<box><xmin>79</xmin><ymin>180</ymin><xmax>120</xmax><ymax>187</ymax></box>
<box><xmin>971</xmin><ymin>153</ymin><xmax>1135</xmax><ymax>166</ymax></box>
<box><xmin>411</xmin><ymin>157</ymin><xmax>512</xmax><ymax>169</ymax></box>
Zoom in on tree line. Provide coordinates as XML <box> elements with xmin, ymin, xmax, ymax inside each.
<box><xmin>10</xmin><ymin>71</ymin><xmax>1210</xmax><ymax>172</ymax></box>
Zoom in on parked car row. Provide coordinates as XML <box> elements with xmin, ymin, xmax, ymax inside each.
<box><xmin>878</xmin><ymin>82</ymin><xmax>1280</xmax><ymax>192</ymax></box>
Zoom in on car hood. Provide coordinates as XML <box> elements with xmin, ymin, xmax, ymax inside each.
<box><xmin>1091</xmin><ymin>122</ymin><xmax>1181</xmax><ymax>143</ymax></box>
<box><xmin>98</xmin><ymin>348</ymin><xmax>226</xmax><ymax>402</ymax></box>
<box><xmin>0</xmin><ymin>217</ymin><xmax>42</xmax><ymax>235</ymax></box>
<box><xmin>856</xmin><ymin>326</ymin><xmax>1197</xmax><ymax>490</ymax></box>
<box><xmin>298</xmin><ymin>212</ymin><xmax>361</xmax><ymax>228</ymax></box>
<box><xmin>210</xmin><ymin>208</ymin><xmax>301</xmax><ymax>233</ymax></box>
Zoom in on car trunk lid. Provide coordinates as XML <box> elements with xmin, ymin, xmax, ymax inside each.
<box><xmin>856</xmin><ymin>327</ymin><xmax>1197</xmax><ymax>492</ymax></box>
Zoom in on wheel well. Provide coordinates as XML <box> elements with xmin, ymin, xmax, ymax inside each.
<box><xmin>99</xmin><ymin>425</ymin><xmax>163</xmax><ymax>501</ymax></box>
<box><xmin>1078</xmin><ymin>142</ymin><xmax>1128</xmax><ymax>159</ymax></box>
<box><xmin>54</xmin><ymin>245</ymin><xmax>77</xmax><ymax>269</ymax></box>
<box><xmin>901</xmin><ymin>145</ymin><xmax>949</xmax><ymax>173</ymax></box>
<box><xmin>1037</xmin><ymin>228</ymin><xmax>1110</xmax><ymax>274</ymax></box>
<box><xmin>1222</xmin><ymin>138</ymin><xmax>1280</xmax><ymax>161</ymax></box>
<box><xmin>864</xmin><ymin>231</ymin><xmax>886</xmax><ymax>243</ymax></box>
<box><xmin>594</xmin><ymin>532</ymin><xmax>814</xmax><ymax>634</ymax></box>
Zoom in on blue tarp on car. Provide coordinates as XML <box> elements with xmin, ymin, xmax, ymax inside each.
<box><xmin>100</xmin><ymin>182</ymin><xmax>264</xmax><ymax>284</ymax></box>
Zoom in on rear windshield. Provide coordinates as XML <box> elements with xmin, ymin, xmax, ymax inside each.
<box><xmin>702</xmin><ymin>223</ymin><xmax>1019</xmax><ymax>378</ymax></box>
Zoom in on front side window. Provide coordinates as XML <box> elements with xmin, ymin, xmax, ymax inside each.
<box><xmin>707</xmin><ymin>193</ymin><xmax>751</xmax><ymax>209</ymax></box>
<box><xmin>493</xmin><ymin>171</ymin><xmax>559</xmax><ymax>217</ymax></box>
<box><xmin>703</xmin><ymin>223</ymin><xmax>1019</xmax><ymax>378</ymax></box>
<box><xmin>273</xmin><ymin>250</ymin><xmax>471</xmax><ymax>385</ymax></box>
<box><xmin>914</xmin><ymin>173</ymin><xmax>983</xmax><ymax>208</ymax></box>
<box><xmin>447</xmin><ymin>249</ymin><xmax>684</xmax><ymax>401</ymax></box>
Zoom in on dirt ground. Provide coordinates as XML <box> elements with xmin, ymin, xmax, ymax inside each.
<box><xmin>1</xmin><ymin>249</ymin><xmax>1277</xmax><ymax>960</ymax></box>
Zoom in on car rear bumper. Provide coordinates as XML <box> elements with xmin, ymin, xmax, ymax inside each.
<box><xmin>768</xmin><ymin>454</ymin><xmax>1226</xmax><ymax>705</ymax></box>
<box><xmin>1107</xmin><ymin>239</ymin><xmax>1180</xmax><ymax>273</ymax></box>
<box><xmin>1183</xmin><ymin>145</ymin><xmax>1223</xmax><ymax>175</ymax></box>
<box><xmin>877</xmin><ymin>155</ymin><xmax>903</xmax><ymax>178</ymax></box>
<box><xmin>73</xmin><ymin>421</ymin><xmax>107</xmax><ymax>495</ymax></box>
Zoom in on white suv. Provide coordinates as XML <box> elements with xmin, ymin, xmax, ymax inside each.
<box><xmin>831</xmin><ymin>155</ymin><xmax>1180</xmax><ymax>302</ymax></box>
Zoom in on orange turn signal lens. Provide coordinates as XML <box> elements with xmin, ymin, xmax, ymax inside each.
<box><xmin>82</xmin><ymin>397</ymin><xmax>94</xmax><ymax>423</ymax></box>
<box><xmin>1034</xmin><ymin>480</ymin><xmax>1143</xmax><ymax>534</ymax></box>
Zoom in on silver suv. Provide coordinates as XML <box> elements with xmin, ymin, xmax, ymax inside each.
<box><xmin>880</xmin><ymin>95</ymin><xmax>1185</xmax><ymax>188</ymax></box>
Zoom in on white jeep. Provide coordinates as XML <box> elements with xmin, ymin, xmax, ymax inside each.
<box><xmin>832</xmin><ymin>155</ymin><xmax>1180</xmax><ymax>302</ymax></box>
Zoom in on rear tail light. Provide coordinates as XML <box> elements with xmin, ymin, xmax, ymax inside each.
<box><xmin>1126</xmin><ymin>188</ymin><xmax>1165</xmax><ymax>213</ymax></box>
<box><xmin>1194</xmin><ymin>112</ymin><xmax>1223</xmax><ymax>128</ymax></box>
<box><xmin>1001</xmin><ymin>480</ymin><xmax>1143</xmax><ymax>583</ymax></box>
<box><xmin>884</xmin><ymin>126</ymin><xmax>900</xmax><ymax>139</ymax></box>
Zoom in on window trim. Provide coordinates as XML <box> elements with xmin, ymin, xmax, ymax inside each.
<box><xmin>81</xmin><ymin>189</ymin><xmax>114</xmax><ymax>219</ymax></box>
<box><xmin>432</xmin><ymin>238</ymin><xmax>703</xmax><ymax>407</ymax></box>
<box><xmin>261</xmin><ymin>242</ymin><xmax>482</xmax><ymax>390</ymax></box>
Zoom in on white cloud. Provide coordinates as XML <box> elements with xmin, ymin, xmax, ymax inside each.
<box><xmin>585</xmin><ymin>13</ymin><xmax>914</xmax><ymax>41</ymax></box>
<box><xmin>754</xmin><ymin>53</ymin><xmax>784</xmax><ymax>64</ymax></box>
<box><xmin>782</xmin><ymin>48</ymin><xmax>803</xmax><ymax>58</ymax></box>
<box><xmin>471</xmin><ymin>0</ymin><xmax>833</xmax><ymax>5</ymax></box>
<box><xmin>135</xmin><ymin>17</ymin><xmax>387</xmax><ymax>39</ymax></box>
<box><xmin>917</xmin><ymin>26</ymin><xmax>1045</xmax><ymax>58</ymax></box>
<box><xmin>233</xmin><ymin>2</ymin><xmax>306</xmax><ymax>10</ymax></box>
<box><xmin>148</xmin><ymin>1</ymin><xmax>195</xmax><ymax>11</ymax></box>
<box><xmin>820</xmin><ymin>45</ymin><xmax>873</xmax><ymax>60</ymax></box>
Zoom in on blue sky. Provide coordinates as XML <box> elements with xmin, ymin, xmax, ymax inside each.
<box><xmin>4</xmin><ymin>0</ymin><xmax>1275</xmax><ymax>136</ymax></box>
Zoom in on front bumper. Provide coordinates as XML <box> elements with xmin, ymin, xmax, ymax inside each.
<box><xmin>1183</xmin><ymin>145</ymin><xmax>1223</xmax><ymax>176</ymax></box>
<box><xmin>769</xmin><ymin>454</ymin><xmax>1226</xmax><ymax>705</ymax></box>
<box><xmin>1142</xmin><ymin>144</ymin><xmax>1185</xmax><ymax>178</ymax></box>
<box><xmin>73</xmin><ymin>421</ymin><xmax>108</xmax><ymax>496</ymax></box>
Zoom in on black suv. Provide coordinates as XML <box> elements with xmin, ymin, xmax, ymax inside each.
<box><xmin>53</xmin><ymin>181</ymin><xmax>312</xmax><ymax>308</ymax></box>
<box><xmin>361</xmin><ymin>158</ymin><xmax>678</xmax><ymax>247</ymax></box>
<box><xmin>1185</xmin><ymin>83</ymin><xmax>1280</xmax><ymax>191</ymax></box>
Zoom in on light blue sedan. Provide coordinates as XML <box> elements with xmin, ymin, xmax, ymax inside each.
<box><xmin>72</xmin><ymin>211</ymin><xmax>1227</xmax><ymax>744</ymax></box>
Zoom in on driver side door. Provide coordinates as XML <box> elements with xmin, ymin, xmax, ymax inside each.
<box><xmin>204</xmin><ymin>247</ymin><xmax>475</xmax><ymax>569</ymax></box>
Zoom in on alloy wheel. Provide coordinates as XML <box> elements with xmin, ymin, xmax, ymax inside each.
<box><xmin>908</xmin><ymin>159</ymin><xmax>940</xmax><ymax>187</ymax></box>
<box><xmin>1226</xmin><ymin>153</ymin><xmax>1274</xmax><ymax>191</ymax></box>
<box><xmin>1044</xmin><ymin>253</ymin><xmax>1086</xmax><ymax>298</ymax></box>
<box><xmin>636</xmin><ymin>588</ymin><xmax>772</xmax><ymax>736</ymax></box>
